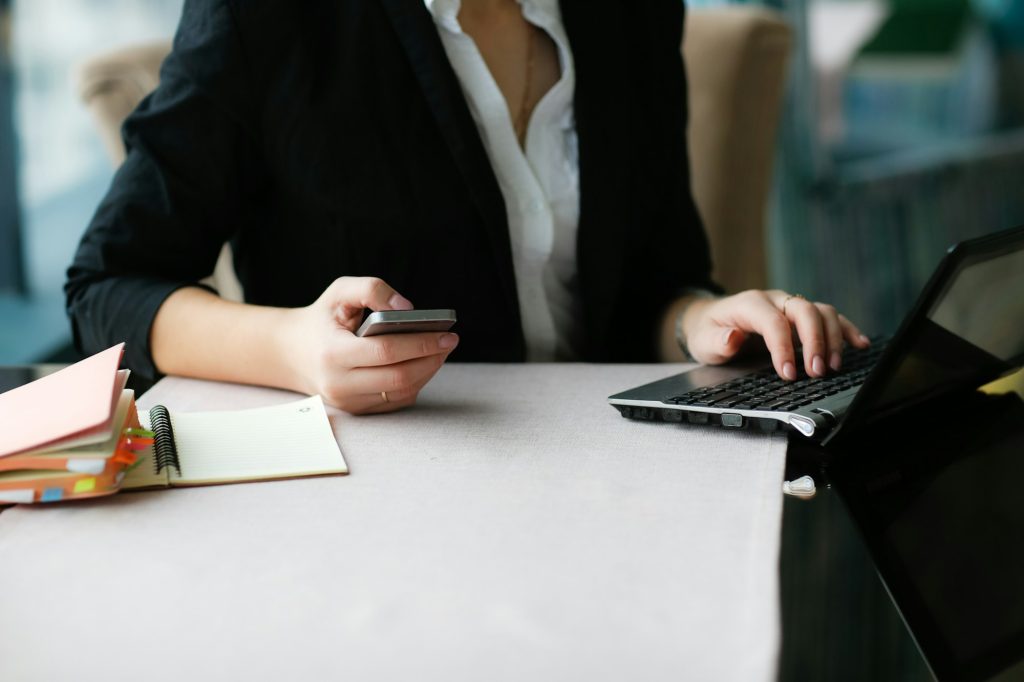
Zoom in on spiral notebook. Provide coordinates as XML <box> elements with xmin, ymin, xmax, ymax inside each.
<box><xmin>0</xmin><ymin>344</ymin><xmax>348</xmax><ymax>504</ymax></box>
<box><xmin>123</xmin><ymin>395</ymin><xmax>348</xmax><ymax>490</ymax></box>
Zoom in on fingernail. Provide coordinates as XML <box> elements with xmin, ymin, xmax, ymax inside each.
<box><xmin>388</xmin><ymin>293</ymin><xmax>413</xmax><ymax>310</ymax></box>
<box><xmin>439</xmin><ymin>333</ymin><xmax>458</xmax><ymax>350</ymax></box>
<box><xmin>812</xmin><ymin>355</ymin><xmax>825</xmax><ymax>377</ymax></box>
<box><xmin>859</xmin><ymin>334</ymin><xmax>870</xmax><ymax>346</ymax></box>
<box><xmin>783</xmin><ymin>362</ymin><xmax>797</xmax><ymax>381</ymax></box>
<box><xmin>722</xmin><ymin>328</ymin><xmax>735</xmax><ymax>346</ymax></box>
<box><xmin>830</xmin><ymin>352</ymin><xmax>842</xmax><ymax>371</ymax></box>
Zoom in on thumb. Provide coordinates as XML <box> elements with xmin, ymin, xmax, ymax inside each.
<box><xmin>321</xmin><ymin>276</ymin><xmax>413</xmax><ymax>326</ymax></box>
<box><xmin>687</xmin><ymin>324</ymin><xmax>747</xmax><ymax>364</ymax></box>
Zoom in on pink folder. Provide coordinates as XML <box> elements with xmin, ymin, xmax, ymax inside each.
<box><xmin>0</xmin><ymin>343</ymin><xmax>125</xmax><ymax>458</ymax></box>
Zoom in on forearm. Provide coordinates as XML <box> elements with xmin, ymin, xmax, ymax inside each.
<box><xmin>148</xmin><ymin>277</ymin><xmax>455</xmax><ymax>414</ymax></box>
<box><xmin>150</xmin><ymin>286</ymin><xmax>304</xmax><ymax>393</ymax></box>
<box><xmin>658</xmin><ymin>293</ymin><xmax>718</xmax><ymax>362</ymax></box>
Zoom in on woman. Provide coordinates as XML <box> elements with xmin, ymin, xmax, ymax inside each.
<box><xmin>66</xmin><ymin>0</ymin><xmax>868</xmax><ymax>414</ymax></box>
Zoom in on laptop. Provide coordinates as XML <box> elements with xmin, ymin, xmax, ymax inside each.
<box><xmin>608</xmin><ymin>224</ymin><xmax>1024</xmax><ymax>447</ymax></box>
<box><xmin>827</xmin><ymin>387</ymin><xmax>1024</xmax><ymax>681</ymax></box>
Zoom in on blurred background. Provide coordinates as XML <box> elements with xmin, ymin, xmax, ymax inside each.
<box><xmin>705</xmin><ymin>0</ymin><xmax>1024</xmax><ymax>336</ymax></box>
<box><xmin>0</xmin><ymin>0</ymin><xmax>1022</xmax><ymax>364</ymax></box>
<box><xmin>0</xmin><ymin>0</ymin><xmax>183</xmax><ymax>363</ymax></box>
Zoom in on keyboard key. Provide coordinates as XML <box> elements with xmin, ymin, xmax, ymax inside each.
<box><xmin>657</xmin><ymin>339</ymin><xmax>888</xmax><ymax>415</ymax></box>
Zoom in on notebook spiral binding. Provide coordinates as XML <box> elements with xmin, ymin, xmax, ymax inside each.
<box><xmin>148</xmin><ymin>405</ymin><xmax>181</xmax><ymax>476</ymax></box>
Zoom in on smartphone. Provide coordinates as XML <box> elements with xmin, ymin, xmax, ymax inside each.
<box><xmin>355</xmin><ymin>309</ymin><xmax>457</xmax><ymax>337</ymax></box>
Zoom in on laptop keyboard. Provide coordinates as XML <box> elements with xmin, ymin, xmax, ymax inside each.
<box><xmin>663</xmin><ymin>340</ymin><xmax>888</xmax><ymax>413</ymax></box>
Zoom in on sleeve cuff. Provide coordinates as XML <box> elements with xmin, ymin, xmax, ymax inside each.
<box><xmin>68</xmin><ymin>276</ymin><xmax>219</xmax><ymax>381</ymax></box>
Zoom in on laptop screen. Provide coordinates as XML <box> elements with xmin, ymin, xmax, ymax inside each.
<box><xmin>833</xmin><ymin>391</ymin><xmax>1024</xmax><ymax>681</ymax></box>
<box><xmin>855</xmin><ymin>228</ymin><xmax>1024</xmax><ymax>421</ymax></box>
<box><xmin>928</xmin><ymin>247</ymin><xmax>1024</xmax><ymax>364</ymax></box>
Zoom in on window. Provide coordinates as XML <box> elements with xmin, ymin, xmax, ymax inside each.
<box><xmin>0</xmin><ymin>0</ymin><xmax>183</xmax><ymax>363</ymax></box>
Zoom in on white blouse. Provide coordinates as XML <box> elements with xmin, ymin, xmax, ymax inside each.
<box><xmin>423</xmin><ymin>0</ymin><xmax>581</xmax><ymax>361</ymax></box>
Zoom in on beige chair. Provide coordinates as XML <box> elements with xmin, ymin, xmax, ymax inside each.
<box><xmin>75</xmin><ymin>7</ymin><xmax>790</xmax><ymax>298</ymax></box>
<box><xmin>684</xmin><ymin>7</ymin><xmax>791</xmax><ymax>293</ymax></box>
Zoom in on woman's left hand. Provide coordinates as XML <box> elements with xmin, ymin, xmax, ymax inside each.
<box><xmin>680</xmin><ymin>290</ymin><xmax>871</xmax><ymax>381</ymax></box>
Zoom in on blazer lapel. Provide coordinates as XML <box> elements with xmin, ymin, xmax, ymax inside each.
<box><xmin>379</xmin><ymin>0</ymin><xmax>522</xmax><ymax>335</ymax></box>
<box><xmin>560</xmin><ymin>0</ymin><xmax>633</xmax><ymax>359</ymax></box>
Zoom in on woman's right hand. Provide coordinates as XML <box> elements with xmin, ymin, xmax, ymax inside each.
<box><xmin>279</xmin><ymin>277</ymin><xmax>458</xmax><ymax>414</ymax></box>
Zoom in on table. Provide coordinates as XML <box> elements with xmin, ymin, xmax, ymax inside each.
<box><xmin>0</xmin><ymin>364</ymin><xmax>788</xmax><ymax>681</ymax></box>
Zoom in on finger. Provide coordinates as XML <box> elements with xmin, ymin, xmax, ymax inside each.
<box><xmin>336</xmin><ymin>388</ymin><xmax>420</xmax><ymax>415</ymax></box>
<box><xmin>729</xmin><ymin>292</ymin><xmax>798</xmax><ymax>380</ymax></box>
<box><xmin>321</xmin><ymin>375</ymin><xmax>426</xmax><ymax>414</ymax></box>
<box><xmin>342</xmin><ymin>352</ymin><xmax>447</xmax><ymax>395</ymax></box>
<box><xmin>839</xmin><ymin>314</ymin><xmax>871</xmax><ymax>348</ymax></box>
<box><xmin>325</xmin><ymin>276</ymin><xmax>414</xmax><ymax>322</ymax></box>
<box><xmin>782</xmin><ymin>297</ymin><xmax>827</xmax><ymax>377</ymax></box>
<box><xmin>348</xmin><ymin>348</ymin><xmax>459</xmax><ymax>414</ymax></box>
<box><xmin>686</xmin><ymin>323</ymin><xmax>749</xmax><ymax>365</ymax></box>
<box><xmin>355</xmin><ymin>391</ymin><xmax>419</xmax><ymax>415</ymax></box>
<box><xmin>336</xmin><ymin>331</ymin><xmax>459</xmax><ymax>368</ymax></box>
<box><xmin>815</xmin><ymin>303</ymin><xmax>845</xmax><ymax>371</ymax></box>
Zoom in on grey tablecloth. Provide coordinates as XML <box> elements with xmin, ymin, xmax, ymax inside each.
<box><xmin>0</xmin><ymin>364</ymin><xmax>787</xmax><ymax>681</ymax></box>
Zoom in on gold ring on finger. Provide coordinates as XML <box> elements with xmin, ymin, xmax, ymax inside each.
<box><xmin>781</xmin><ymin>293</ymin><xmax>806</xmax><ymax>317</ymax></box>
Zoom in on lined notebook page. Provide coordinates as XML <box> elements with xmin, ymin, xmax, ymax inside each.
<box><xmin>166</xmin><ymin>395</ymin><xmax>347</xmax><ymax>485</ymax></box>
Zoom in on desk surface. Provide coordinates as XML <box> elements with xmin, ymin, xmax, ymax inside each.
<box><xmin>0</xmin><ymin>364</ymin><xmax>787</xmax><ymax>682</ymax></box>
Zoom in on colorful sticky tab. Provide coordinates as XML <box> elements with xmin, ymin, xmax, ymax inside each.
<box><xmin>66</xmin><ymin>459</ymin><xmax>106</xmax><ymax>475</ymax></box>
<box><xmin>125</xmin><ymin>428</ymin><xmax>155</xmax><ymax>439</ymax></box>
<box><xmin>123</xmin><ymin>457</ymin><xmax>145</xmax><ymax>474</ymax></box>
<box><xmin>0</xmin><ymin>489</ymin><xmax>35</xmax><ymax>504</ymax></box>
<box><xmin>41</xmin><ymin>488</ymin><xmax>64</xmax><ymax>502</ymax></box>
<box><xmin>125</xmin><ymin>437</ymin><xmax>154</xmax><ymax>451</ymax></box>
<box><xmin>112</xmin><ymin>449</ymin><xmax>138</xmax><ymax>466</ymax></box>
<box><xmin>73</xmin><ymin>477</ymin><xmax>96</xmax><ymax>494</ymax></box>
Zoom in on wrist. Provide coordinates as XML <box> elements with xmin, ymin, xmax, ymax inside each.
<box><xmin>676</xmin><ymin>293</ymin><xmax>718</xmax><ymax>361</ymax></box>
<box><xmin>268</xmin><ymin>305</ymin><xmax>314</xmax><ymax>395</ymax></box>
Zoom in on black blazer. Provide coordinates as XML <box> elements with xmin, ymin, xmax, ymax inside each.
<box><xmin>66</xmin><ymin>0</ymin><xmax>718</xmax><ymax>379</ymax></box>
